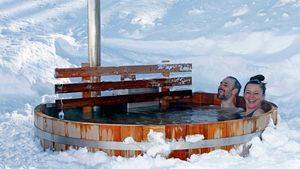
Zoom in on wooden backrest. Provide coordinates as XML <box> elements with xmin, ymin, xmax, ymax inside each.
<box><xmin>55</xmin><ymin>63</ymin><xmax>192</xmax><ymax>78</ymax></box>
<box><xmin>55</xmin><ymin>63</ymin><xmax>192</xmax><ymax>108</ymax></box>
<box><xmin>55</xmin><ymin>77</ymin><xmax>192</xmax><ymax>93</ymax></box>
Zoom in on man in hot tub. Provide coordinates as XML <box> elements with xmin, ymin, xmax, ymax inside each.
<box><xmin>217</xmin><ymin>76</ymin><xmax>241</xmax><ymax>108</ymax></box>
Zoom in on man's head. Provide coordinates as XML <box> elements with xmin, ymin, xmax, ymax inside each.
<box><xmin>217</xmin><ymin>76</ymin><xmax>241</xmax><ymax>101</ymax></box>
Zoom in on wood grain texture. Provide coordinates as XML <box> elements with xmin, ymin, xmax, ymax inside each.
<box><xmin>99</xmin><ymin>124</ymin><xmax>121</xmax><ymax>156</ymax></box>
<box><xmin>55</xmin><ymin>77</ymin><xmax>192</xmax><ymax>93</ymax></box>
<box><xmin>56</xmin><ymin>90</ymin><xmax>192</xmax><ymax>108</ymax></box>
<box><xmin>187</xmin><ymin>123</ymin><xmax>208</xmax><ymax>155</ymax></box>
<box><xmin>120</xmin><ymin>125</ymin><xmax>143</xmax><ymax>157</ymax></box>
<box><xmin>166</xmin><ymin>125</ymin><xmax>187</xmax><ymax>159</ymax></box>
<box><xmin>55</xmin><ymin>64</ymin><xmax>192</xmax><ymax>78</ymax></box>
<box><xmin>52</xmin><ymin>119</ymin><xmax>67</xmax><ymax>151</ymax></box>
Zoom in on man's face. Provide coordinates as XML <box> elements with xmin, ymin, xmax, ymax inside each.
<box><xmin>217</xmin><ymin>77</ymin><xmax>235</xmax><ymax>100</ymax></box>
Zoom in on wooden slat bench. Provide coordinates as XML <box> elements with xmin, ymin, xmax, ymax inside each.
<box><xmin>54</xmin><ymin>63</ymin><xmax>192</xmax><ymax>111</ymax></box>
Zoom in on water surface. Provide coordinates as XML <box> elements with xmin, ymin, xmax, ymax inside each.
<box><xmin>45</xmin><ymin>104</ymin><xmax>243</xmax><ymax>125</ymax></box>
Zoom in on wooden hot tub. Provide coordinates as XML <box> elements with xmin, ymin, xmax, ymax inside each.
<box><xmin>34</xmin><ymin>92</ymin><xmax>278</xmax><ymax>160</ymax></box>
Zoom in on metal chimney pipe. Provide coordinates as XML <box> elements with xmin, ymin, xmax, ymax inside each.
<box><xmin>87</xmin><ymin>0</ymin><xmax>101</xmax><ymax>67</ymax></box>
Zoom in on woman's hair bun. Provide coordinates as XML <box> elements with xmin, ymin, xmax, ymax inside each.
<box><xmin>250</xmin><ymin>74</ymin><xmax>265</xmax><ymax>82</ymax></box>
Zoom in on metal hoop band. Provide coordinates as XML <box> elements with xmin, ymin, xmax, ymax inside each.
<box><xmin>35</xmin><ymin>126</ymin><xmax>262</xmax><ymax>151</ymax></box>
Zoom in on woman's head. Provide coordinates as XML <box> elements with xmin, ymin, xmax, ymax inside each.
<box><xmin>243</xmin><ymin>75</ymin><xmax>266</xmax><ymax>110</ymax></box>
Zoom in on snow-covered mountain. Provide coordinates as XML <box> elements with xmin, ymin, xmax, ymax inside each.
<box><xmin>1</xmin><ymin>0</ymin><xmax>300</xmax><ymax>168</ymax></box>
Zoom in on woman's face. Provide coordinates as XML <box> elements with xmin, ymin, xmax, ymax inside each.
<box><xmin>244</xmin><ymin>83</ymin><xmax>264</xmax><ymax>110</ymax></box>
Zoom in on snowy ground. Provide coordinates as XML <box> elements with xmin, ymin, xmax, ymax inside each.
<box><xmin>1</xmin><ymin>0</ymin><xmax>300</xmax><ymax>168</ymax></box>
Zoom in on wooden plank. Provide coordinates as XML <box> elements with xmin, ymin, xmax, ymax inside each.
<box><xmin>99</xmin><ymin>124</ymin><xmax>121</xmax><ymax>156</ymax></box>
<box><xmin>201</xmin><ymin>93</ymin><xmax>215</xmax><ymax>106</ymax></box>
<box><xmin>271</xmin><ymin>109</ymin><xmax>278</xmax><ymax>125</ymax></box>
<box><xmin>161</xmin><ymin>69</ymin><xmax>170</xmax><ymax>92</ymax></box>
<box><xmin>187</xmin><ymin>123</ymin><xmax>208</xmax><ymax>155</ymax></box>
<box><xmin>120</xmin><ymin>126</ymin><xmax>143</xmax><ymax>157</ymax></box>
<box><xmin>192</xmin><ymin>92</ymin><xmax>203</xmax><ymax>105</ymax></box>
<box><xmin>243</xmin><ymin>118</ymin><xmax>256</xmax><ymax>134</ymax></box>
<box><xmin>239</xmin><ymin>118</ymin><xmax>256</xmax><ymax>157</ymax></box>
<box><xmin>65</xmin><ymin>122</ymin><xmax>81</xmax><ymax>150</ymax></box>
<box><xmin>36</xmin><ymin>115</ymin><xmax>46</xmax><ymax>150</ymax></box>
<box><xmin>43</xmin><ymin>117</ymin><xmax>53</xmax><ymax>150</ymax></box>
<box><xmin>81</xmin><ymin>63</ymin><xmax>93</xmax><ymax>116</ymax></box>
<box><xmin>35</xmin><ymin>111</ymin><xmax>54</xmax><ymax>150</ymax></box>
<box><xmin>166</xmin><ymin>125</ymin><xmax>188</xmax><ymax>160</ymax></box>
<box><xmin>52</xmin><ymin>119</ymin><xmax>68</xmax><ymax>151</ymax></box>
<box><xmin>81</xmin><ymin>63</ymin><xmax>92</xmax><ymax>98</ymax></box>
<box><xmin>213</xmin><ymin>94</ymin><xmax>221</xmax><ymax>106</ymax></box>
<box><xmin>206</xmin><ymin>123</ymin><xmax>226</xmax><ymax>151</ymax></box>
<box><xmin>255</xmin><ymin>114</ymin><xmax>268</xmax><ymax>131</ymax></box>
<box><xmin>55</xmin><ymin>63</ymin><xmax>192</xmax><ymax>78</ymax></box>
<box><xmin>36</xmin><ymin>114</ymin><xmax>44</xmax><ymax>131</ymax></box>
<box><xmin>56</xmin><ymin>90</ymin><xmax>192</xmax><ymax>108</ymax></box>
<box><xmin>192</xmin><ymin>92</ymin><xmax>216</xmax><ymax>106</ymax></box>
<box><xmin>142</xmin><ymin>125</ymin><xmax>165</xmax><ymax>141</ymax></box>
<box><xmin>55</xmin><ymin>77</ymin><xmax>192</xmax><ymax>93</ymax></box>
<box><xmin>81</xmin><ymin>124</ymin><xmax>100</xmax><ymax>152</ymax></box>
<box><xmin>225</xmin><ymin>120</ymin><xmax>243</xmax><ymax>152</ymax></box>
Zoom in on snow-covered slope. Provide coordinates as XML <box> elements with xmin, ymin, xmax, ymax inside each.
<box><xmin>1</xmin><ymin>0</ymin><xmax>300</xmax><ymax>168</ymax></box>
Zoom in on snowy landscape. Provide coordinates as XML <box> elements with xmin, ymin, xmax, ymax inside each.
<box><xmin>1</xmin><ymin>0</ymin><xmax>300</xmax><ymax>168</ymax></box>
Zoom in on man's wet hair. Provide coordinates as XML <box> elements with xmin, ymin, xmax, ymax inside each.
<box><xmin>227</xmin><ymin>76</ymin><xmax>241</xmax><ymax>96</ymax></box>
<box><xmin>244</xmin><ymin>74</ymin><xmax>266</xmax><ymax>95</ymax></box>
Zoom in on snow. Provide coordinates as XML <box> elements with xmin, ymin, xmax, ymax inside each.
<box><xmin>123</xmin><ymin>137</ymin><xmax>135</xmax><ymax>144</ymax></box>
<box><xmin>224</xmin><ymin>18</ymin><xmax>242</xmax><ymax>28</ymax></box>
<box><xmin>1</xmin><ymin>0</ymin><xmax>300</xmax><ymax>168</ymax></box>
<box><xmin>232</xmin><ymin>5</ymin><xmax>249</xmax><ymax>17</ymax></box>
<box><xmin>185</xmin><ymin>134</ymin><xmax>204</xmax><ymax>143</ymax></box>
<box><xmin>145</xmin><ymin>130</ymin><xmax>171</xmax><ymax>158</ymax></box>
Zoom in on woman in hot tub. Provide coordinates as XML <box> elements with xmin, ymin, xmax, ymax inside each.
<box><xmin>240</xmin><ymin>74</ymin><xmax>266</xmax><ymax>118</ymax></box>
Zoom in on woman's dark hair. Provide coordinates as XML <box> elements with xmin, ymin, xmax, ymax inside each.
<box><xmin>244</xmin><ymin>74</ymin><xmax>266</xmax><ymax>95</ymax></box>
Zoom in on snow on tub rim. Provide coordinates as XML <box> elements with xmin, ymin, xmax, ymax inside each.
<box><xmin>34</xmin><ymin>92</ymin><xmax>278</xmax><ymax>160</ymax></box>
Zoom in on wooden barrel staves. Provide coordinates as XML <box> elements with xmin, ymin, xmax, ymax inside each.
<box><xmin>34</xmin><ymin>92</ymin><xmax>278</xmax><ymax>160</ymax></box>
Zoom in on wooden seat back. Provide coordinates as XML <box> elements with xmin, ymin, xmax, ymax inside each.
<box><xmin>55</xmin><ymin>63</ymin><xmax>192</xmax><ymax>109</ymax></box>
